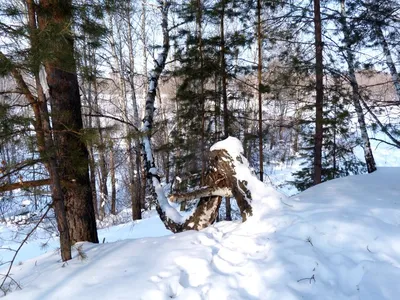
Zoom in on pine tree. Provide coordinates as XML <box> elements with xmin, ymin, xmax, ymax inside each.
<box><xmin>292</xmin><ymin>76</ymin><xmax>366</xmax><ymax>191</ymax></box>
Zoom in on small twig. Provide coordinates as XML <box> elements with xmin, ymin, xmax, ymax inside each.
<box><xmin>367</xmin><ymin>245</ymin><xmax>374</xmax><ymax>253</ymax></box>
<box><xmin>306</xmin><ymin>237</ymin><xmax>314</xmax><ymax>247</ymax></box>
<box><xmin>0</xmin><ymin>274</ymin><xmax>21</xmax><ymax>292</ymax></box>
<box><xmin>297</xmin><ymin>274</ymin><xmax>316</xmax><ymax>284</ymax></box>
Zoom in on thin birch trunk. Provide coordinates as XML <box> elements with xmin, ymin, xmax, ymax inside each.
<box><xmin>341</xmin><ymin>0</ymin><xmax>376</xmax><ymax>173</ymax></box>
<box><xmin>375</xmin><ymin>26</ymin><xmax>400</xmax><ymax>102</ymax></box>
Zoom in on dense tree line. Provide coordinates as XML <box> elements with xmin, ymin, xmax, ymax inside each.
<box><xmin>0</xmin><ymin>0</ymin><xmax>399</xmax><ymax>260</ymax></box>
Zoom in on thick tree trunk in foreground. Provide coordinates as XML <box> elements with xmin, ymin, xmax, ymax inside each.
<box><xmin>7</xmin><ymin>0</ymin><xmax>73</xmax><ymax>261</ymax></box>
<box><xmin>38</xmin><ymin>0</ymin><xmax>98</xmax><ymax>244</ymax></box>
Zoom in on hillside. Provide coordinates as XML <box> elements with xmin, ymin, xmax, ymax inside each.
<box><xmin>1</xmin><ymin>168</ymin><xmax>399</xmax><ymax>299</ymax></box>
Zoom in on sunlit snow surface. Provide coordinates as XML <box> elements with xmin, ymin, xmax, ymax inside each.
<box><xmin>1</xmin><ymin>167</ymin><xmax>400</xmax><ymax>298</ymax></box>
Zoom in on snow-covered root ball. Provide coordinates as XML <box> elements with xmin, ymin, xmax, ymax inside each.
<box><xmin>159</xmin><ymin>137</ymin><xmax>257</xmax><ymax>233</ymax></box>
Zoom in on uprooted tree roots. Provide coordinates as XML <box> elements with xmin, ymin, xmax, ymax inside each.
<box><xmin>156</xmin><ymin>149</ymin><xmax>253</xmax><ymax>233</ymax></box>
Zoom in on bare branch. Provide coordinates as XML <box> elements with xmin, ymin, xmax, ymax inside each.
<box><xmin>0</xmin><ymin>205</ymin><xmax>51</xmax><ymax>295</ymax></box>
<box><xmin>0</xmin><ymin>179</ymin><xmax>50</xmax><ymax>193</ymax></box>
<box><xmin>169</xmin><ymin>186</ymin><xmax>233</xmax><ymax>203</ymax></box>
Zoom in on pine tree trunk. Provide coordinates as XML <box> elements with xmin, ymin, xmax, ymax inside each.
<box><xmin>257</xmin><ymin>0</ymin><xmax>264</xmax><ymax>182</ymax></box>
<box><xmin>313</xmin><ymin>0</ymin><xmax>324</xmax><ymax>185</ymax></box>
<box><xmin>341</xmin><ymin>0</ymin><xmax>376</xmax><ymax>173</ymax></box>
<box><xmin>38</xmin><ymin>0</ymin><xmax>98</xmax><ymax>244</ymax></box>
<box><xmin>22</xmin><ymin>0</ymin><xmax>72</xmax><ymax>260</ymax></box>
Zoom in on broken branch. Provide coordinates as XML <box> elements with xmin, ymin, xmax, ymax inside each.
<box><xmin>169</xmin><ymin>186</ymin><xmax>233</xmax><ymax>203</ymax></box>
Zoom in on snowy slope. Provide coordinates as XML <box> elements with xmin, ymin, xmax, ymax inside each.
<box><xmin>2</xmin><ymin>168</ymin><xmax>400</xmax><ymax>299</ymax></box>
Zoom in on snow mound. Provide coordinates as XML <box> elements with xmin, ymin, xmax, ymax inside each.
<box><xmin>210</xmin><ymin>136</ymin><xmax>244</xmax><ymax>158</ymax></box>
<box><xmin>211</xmin><ymin>136</ymin><xmax>285</xmax><ymax>215</ymax></box>
<box><xmin>2</xmin><ymin>168</ymin><xmax>400</xmax><ymax>299</ymax></box>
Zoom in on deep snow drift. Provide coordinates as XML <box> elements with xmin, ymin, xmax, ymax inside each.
<box><xmin>1</xmin><ymin>166</ymin><xmax>400</xmax><ymax>299</ymax></box>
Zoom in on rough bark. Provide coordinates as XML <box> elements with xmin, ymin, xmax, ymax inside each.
<box><xmin>37</xmin><ymin>0</ymin><xmax>98</xmax><ymax>244</ymax></box>
<box><xmin>313</xmin><ymin>0</ymin><xmax>323</xmax><ymax>185</ymax></box>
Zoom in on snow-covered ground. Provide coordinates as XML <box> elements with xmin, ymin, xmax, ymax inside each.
<box><xmin>1</xmin><ymin>163</ymin><xmax>400</xmax><ymax>299</ymax></box>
